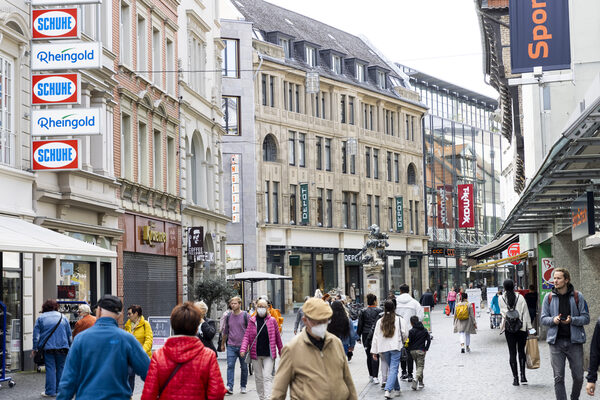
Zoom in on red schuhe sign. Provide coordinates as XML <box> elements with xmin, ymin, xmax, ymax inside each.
<box><xmin>458</xmin><ymin>184</ymin><xmax>474</xmax><ymax>228</ymax></box>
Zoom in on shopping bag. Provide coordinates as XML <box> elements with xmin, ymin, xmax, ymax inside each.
<box><xmin>525</xmin><ymin>336</ymin><xmax>540</xmax><ymax>369</ymax></box>
<box><xmin>445</xmin><ymin>304</ymin><xmax>450</xmax><ymax>316</ymax></box>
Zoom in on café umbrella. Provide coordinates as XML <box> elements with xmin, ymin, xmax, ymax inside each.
<box><xmin>226</xmin><ymin>271</ymin><xmax>292</xmax><ymax>304</ymax></box>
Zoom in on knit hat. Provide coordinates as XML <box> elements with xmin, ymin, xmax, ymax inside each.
<box><xmin>97</xmin><ymin>295</ymin><xmax>123</xmax><ymax>314</ymax></box>
<box><xmin>302</xmin><ymin>298</ymin><xmax>332</xmax><ymax>320</ymax></box>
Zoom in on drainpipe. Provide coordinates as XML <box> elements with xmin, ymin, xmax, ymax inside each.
<box><xmin>253</xmin><ymin>53</ymin><xmax>264</xmax><ymax>81</ymax></box>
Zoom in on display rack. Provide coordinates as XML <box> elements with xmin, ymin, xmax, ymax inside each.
<box><xmin>0</xmin><ymin>301</ymin><xmax>15</xmax><ymax>389</ymax></box>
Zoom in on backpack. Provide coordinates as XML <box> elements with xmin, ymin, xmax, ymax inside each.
<box><xmin>504</xmin><ymin>294</ymin><xmax>523</xmax><ymax>333</ymax></box>
<box><xmin>547</xmin><ymin>290</ymin><xmax>587</xmax><ymax>314</ymax></box>
<box><xmin>455</xmin><ymin>303</ymin><xmax>469</xmax><ymax>320</ymax></box>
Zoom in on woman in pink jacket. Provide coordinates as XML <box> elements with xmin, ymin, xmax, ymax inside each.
<box><xmin>447</xmin><ymin>288</ymin><xmax>457</xmax><ymax>315</ymax></box>
<box><xmin>240</xmin><ymin>298</ymin><xmax>283</xmax><ymax>400</ymax></box>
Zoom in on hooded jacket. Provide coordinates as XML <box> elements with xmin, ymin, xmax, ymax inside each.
<box><xmin>408</xmin><ymin>321</ymin><xmax>431</xmax><ymax>352</ymax></box>
<box><xmin>240</xmin><ymin>313</ymin><xmax>282</xmax><ymax>360</ymax></box>
<box><xmin>271</xmin><ymin>330</ymin><xmax>357</xmax><ymax>400</ymax></box>
<box><xmin>541</xmin><ymin>284</ymin><xmax>590</xmax><ymax>344</ymax></box>
<box><xmin>395</xmin><ymin>293</ymin><xmax>424</xmax><ymax>323</ymax></box>
<box><xmin>141</xmin><ymin>336</ymin><xmax>226</xmax><ymax>400</ymax></box>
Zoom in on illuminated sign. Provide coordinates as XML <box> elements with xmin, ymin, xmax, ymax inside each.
<box><xmin>509</xmin><ymin>0</ymin><xmax>571</xmax><ymax>73</ymax></box>
<box><xmin>32</xmin><ymin>8</ymin><xmax>79</xmax><ymax>40</ymax></box>
<box><xmin>571</xmin><ymin>191</ymin><xmax>595</xmax><ymax>241</ymax></box>
<box><xmin>31</xmin><ymin>42</ymin><xmax>102</xmax><ymax>70</ymax></box>
<box><xmin>32</xmin><ymin>108</ymin><xmax>101</xmax><ymax>136</ymax></box>
<box><xmin>32</xmin><ymin>139</ymin><xmax>81</xmax><ymax>171</ymax></box>
<box><xmin>431</xmin><ymin>248</ymin><xmax>456</xmax><ymax>257</ymax></box>
<box><xmin>32</xmin><ymin>73</ymin><xmax>80</xmax><ymax>105</ymax></box>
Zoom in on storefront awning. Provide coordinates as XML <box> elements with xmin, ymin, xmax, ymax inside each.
<box><xmin>471</xmin><ymin>251</ymin><xmax>528</xmax><ymax>271</ymax></box>
<box><xmin>0</xmin><ymin>216</ymin><xmax>117</xmax><ymax>258</ymax></box>
<box><xmin>468</xmin><ymin>233</ymin><xmax>519</xmax><ymax>260</ymax></box>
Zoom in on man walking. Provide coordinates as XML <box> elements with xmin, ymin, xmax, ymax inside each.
<box><xmin>587</xmin><ymin>315</ymin><xmax>600</xmax><ymax>396</ymax></box>
<box><xmin>419</xmin><ymin>288</ymin><xmax>435</xmax><ymax>309</ymax></box>
<box><xmin>541</xmin><ymin>268</ymin><xmax>590</xmax><ymax>400</ymax></box>
<box><xmin>396</xmin><ymin>284</ymin><xmax>424</xmax><ymax>382</ymax></box>
<box><xmin>357</xmin><ymin>293</ymin><xmax>382</xmax><ymax>384</ymax></box>
<box><xmin>222</xmin><ymin>296</ymin><xmax>249</xmax><ymax>395</ymax></box>
<box><xmin>271</xmin><ymin>298</ymin><xmax>357</xmax><ymax>400</ymax></box>
<box><xmin>57</xmin><ymin>295</ymin><xmax>150</xmax><ymax>400</ymax></box>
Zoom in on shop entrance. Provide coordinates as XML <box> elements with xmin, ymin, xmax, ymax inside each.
<box><xmin>267</xmin><ymin>251</ymin><xmax>285</xmax><ymax>313</ymax></box>
<box><xmin>1</xmin><ymin>252</ymin><xmax>22</xmax><ymax>371</ymax></box>
<box><xmin>345</xmin><ymin>263</ymin><xmax>360</xmax><ymax>302</ymax></box>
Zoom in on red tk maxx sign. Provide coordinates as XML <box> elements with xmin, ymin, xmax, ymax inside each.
<box><xmin>32</xmin><ymin>8</ymin><xmax>79</xmax><ymax>40</ymax></box>
<box><xmin>508</xmin><ymin>243</ymin><xmax>521</xmax><ymax>265</ymax></box>
<box><xmin>458</xmin><ymin>184</ymin><xmax>474</xmax><ymax>228</ymax></box>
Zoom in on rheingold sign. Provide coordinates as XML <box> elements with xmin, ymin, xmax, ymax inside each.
<box><xmin>32</xmin><ymin>108</ymin><xmax>101</xmax><ymax>136</ymax></box>
<box><xmin>31</xmin><ymin>42</ymin><xmax>102</xmax><ymax>70</ymax></box>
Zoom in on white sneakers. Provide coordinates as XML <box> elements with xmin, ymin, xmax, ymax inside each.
<box><xmin>372</xmin><ymin>377</ymin><xmax>380</xmax><ymax>384</ymax></box>
<box><xmin>240</xmin><ymin>387</ymin><xmax>247</xmax><ymax>394</ymax></box>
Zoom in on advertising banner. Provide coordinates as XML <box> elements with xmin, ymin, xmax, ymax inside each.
<box><xmin>509</xmin><ymin>0</ymin><xmax>571</xmax><ymax>73</ymax></box>
<box><xmin>148</xmin><ymin>316</ymin><xmax>172</xmax><ymax>351</ymax></box>
<box><xmin>538</xmin><ymin>242</ymin><xmax>553</xmax><ymax>305</ymax></box>
<box><xmin>395</xmin><ymin>196</ymin><xmax>403</xmax><ymax>232</ymax></box>
<box><xmin>32</xmin><ymin>139</ymin><xmax>81</xmax><ymax>170</ymax></box>
<box><xmin>436</xmin><ymin>185</ymin><xmax>453</xmax><ymax>228</ymax></box>
<box><xmin>571</xmin><ymin>191</ymin><xmax>595</xmax><ymax>241</ymax></box>
<box><xmin>300</xmin><ymin>183</ymin><xmax>309</xmax><ymax>225</ymax></box>
<box><xmin>231</xmin><ymin>154</ymin><xmax>241</xmax><ymax>223</ymax></box>
<box><xmin>32</xmin><ymin>8</ymin><xmax>79</xmax><ymax>40</ymax></box>
<box><xmin>32</xmin><ymin>108</ymin><xmax>101</xmax><ymax>136</ymax></box>
<box><xmin>466</xmin><ymin>288</ymin><xmax>481</xmax><ymax>317</ymax></box>
<box><xmin>32</xmin><ymin>42</ymin><xmax>102</xmax><ymax>70</ymax></box>
<box><xmin>32</xmin><ymin>73</ymin><xmax>80</xmax><ymax>105</ymax></box>
<box><xmin>458</xmin><ymin>184</ymin><xmax>474</xmax><ymax>228</ymax></box>
<box><xmin>422</xmin><ymin>306</ymin><xmax>431</xmax><ymax>333</ymax></box>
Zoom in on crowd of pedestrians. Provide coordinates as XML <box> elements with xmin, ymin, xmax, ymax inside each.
<box><xmin>28</xmin><ymin>266</ymin><xmax>600</xmax><ymax>400</ymax></box>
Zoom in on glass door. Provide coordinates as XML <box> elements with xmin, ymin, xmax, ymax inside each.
<box><xmin>2</xmin><ymin>252</ymin><xmax>22</xmax><ymax>371</ymax></box>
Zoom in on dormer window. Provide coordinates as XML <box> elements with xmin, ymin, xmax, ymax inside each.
<box><xmin>332</xmin><ymin>55</ymin><xmax>342</xmax><ymax>74</ymax></box>
<box><xmin>356</xmin><ymin>63</ymin><xmax>366</xmax><ymax>82</ymax></box>
<box><xmin>377</xmin><ymin>71</ymin><xmax>386</xmax><ymax>89</ymax></box>
<box><xmin>306</xmin><ymin>46</ymin><xmax>317</xmax><ymax>67</ymax></box>
<box><xmin>279</xmin><ymin>38</ymin><xmax>290</xmax><ymax>58</ymax></box>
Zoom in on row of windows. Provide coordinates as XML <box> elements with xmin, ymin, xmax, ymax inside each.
<box><xmin>264</xmin><ymin>183</ymin><xmax>420</xmax><ymax>233</ymax></box>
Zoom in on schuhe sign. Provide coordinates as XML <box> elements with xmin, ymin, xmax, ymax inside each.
<box><xmin>32</xmin><ymin>73</ymin><xmax>80</xmax><ymax>105</ymax></box>
<box><xmin>32</xmin><ymin>139</ymin><xmax>80</xmax><ymax>171</ymax></box>
<box><xmin>32</xmin><ymin>8</ymin><xmax>79</xmax><ymax>40</ymax></box>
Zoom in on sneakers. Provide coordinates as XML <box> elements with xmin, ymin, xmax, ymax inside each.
<box><xmin>461</xmin><ymin>347</ymin><xmax>465</xmax><ymax>353</ymax></box>
<box><xmin>392</xmin><ymin>390</ymin><xmax>401</xmax><ymax>397</ymax></box>
<box><xmin>384</xmin><ymin>390</ymin><xmax>392</xmax><ymax>399</ymax></box>
<box><xmin>400</xmin><ymin>373</ymin><xmax>409</xmax><ymax>380</ymax></box>
<box><xmin>240</xmin><ymin>387</ymin><xmax>247</xmax><ymax>394</ymax></box>
<box><xmin>466</xmin><ymin>346</ymin><xmax>471</xmax><ymax>353</ymax></box>
<box><xmin>411</xmin><ymin>380</ymin><xmax>418</xmax><ymax>391</ymax></box>
<box><xmin>372</xmin><ymin>377</ymin><xmax>380</xmax><ymax>384</ymax></box>
<box><xmin>369</xmin><ymin>376</ymin><xmax>374</xmax><ymax>383</ymax></box>
<box><xmin>225</xmin><ymin>387</ymin><xmax>233</xmax><ymax>395</ymax></box>
<box><xmin>407</xmin><ymin>374</ymin><xmax>413</xmax><ymax>382</ymax></box>
<box><xmin>380</xmin><ymin>382</ymin><xmax>386</xmax><ymax>390</ymax></box>
<box><xmin>41</xmin><ymin>393</ymin><xmax>56</xmax><ymax>398</ymax></box>
<box><xmin>418</xmin><ymin>381</ymin><xmax>425</xmax><ymax>389</ymax></box>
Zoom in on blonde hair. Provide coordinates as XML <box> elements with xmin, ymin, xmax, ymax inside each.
<box><xmin>194</xmin><ymin>301</ymin><xmax>208</xmax><ymax>312</ymax></box>
<box><xmin>229</xmin><ymin>296</ymin><xmax>242</xmax><ymax>305</ymax></box>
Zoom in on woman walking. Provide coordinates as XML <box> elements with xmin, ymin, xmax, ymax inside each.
<box><xmin>370</xmin><ymin>299</ymin><xmax>408</xmax><ymax>399</ymax></box>
<box><xmin>125</xmin><ymin>304</ymin><xmax>153</xmax><ymax>392</ymax></box>
<box><xmin>141</xmin><ymin>302</ymin><xmax>227</xmax><ymax>399</ymax></box>
<box><xmin>240</xmin><ymin>298</ymin><xmax>283</xmax><ymax>400</ymax></box>
<box><xmin>33</xmin><ymin>299</ymin><xmax>72</xmax><ymax>398</ymax></box>
<box><xmin>447</xmin><ymin>287</ymin><xmax>457</xmax><ymax>315</ymax></box>
<box><xmin>453</xmin><ymin>292</ymin><xmax>477</xmax><ymax>353</ymax></box>
<box><xmin>327</xmin><ymin>300</ymin><xmax>358</xmax><ymax>357</ymax></box>
<box><xmin>500</xmin><ymin>279</ymin><xmax>532</xmax><ymax>386</ymax></box>
<box><xmin>195</xmin><ymin>301</ymin><xmax>217</xmax><ymax>354</ymax></box>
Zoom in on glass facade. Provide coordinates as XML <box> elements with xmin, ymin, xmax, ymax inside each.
<box><xmin>1</xmin><ymin>252</ymin><xmax>21</xmax><ymax>371</ymax></box>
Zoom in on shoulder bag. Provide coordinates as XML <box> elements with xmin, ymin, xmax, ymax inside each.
<box><xmin>156</xmin><ymin>362</ymin><xmax>184</xmax><ymax>399</ymax></box>
<box><xmin>34</xmin><ymin>316</ymin><xmax>64</xmax><ymax>366</ymax></box>
<box><xmin>245</xmin><ymin>319</ymin><xmax>267</xmax><ymax>364</ymax></box>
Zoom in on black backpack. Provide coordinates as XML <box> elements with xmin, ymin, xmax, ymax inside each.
<box><xmin>504</xmin><ymin>294</ymin><xmax>523</xmax><ymax>333</ymax></box>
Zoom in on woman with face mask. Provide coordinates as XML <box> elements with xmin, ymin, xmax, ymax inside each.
<box><xmin>240</xmin><ymin>298</ymin><xmax>283</xmax><ymax>400</ymax></box>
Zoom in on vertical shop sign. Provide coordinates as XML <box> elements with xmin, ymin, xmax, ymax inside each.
<box><xmin>300</xmin><ymin>183</ymin><xmax>309</xmax><ymax>225</ymax></box>
<box><xmin>509</xmin><ymin>0</ymin><xmax>571</xmax><ymax>73</ymax></box>
<box><xmin>436</xmin><ymin>185</ymin><xmax>453</xmax><ymax>228</ymax></box>
<box><xmin>458</xmin><ymin>184</ymin><xmax>474</xmax><ymax>228</ymax></box>
<box><xmin>231</xmin><ymin>154</ymin><xmax>241</xmax><ymax>223</ymax></box>
<box><xmin>395</xmin><ymin>196</ymin><xmax>403</xmax><ymax>232</ymax></box>
<box><xmin>187</xmin><ymin>227</ymin><xmax>204</xmax><ymax>262</ymax></box>
<box><xmin>571</xmin><ymin>191</ymin><xmax>595</xmax><ymax>241</ymax></box>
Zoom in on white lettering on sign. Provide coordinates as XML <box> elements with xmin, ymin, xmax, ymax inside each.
<box><xmin>460</xmin><ymin>186</ymin><xmax>471</xmax><ymax>225</ymax></box>
<box><xmin>231</xmin><ymin>154</ymin><xmax>241</xmax><ymax>223</ymax></box>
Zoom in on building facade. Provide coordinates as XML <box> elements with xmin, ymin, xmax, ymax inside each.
<box><xmin>398</xmin><ymin>64</ymin><xmax>507</xmax><ymax>299</ymax></box>
<box><xmin>222</xmin><ymin>0</ymin><xmax>428</xmax><ymax>312</ymax></box>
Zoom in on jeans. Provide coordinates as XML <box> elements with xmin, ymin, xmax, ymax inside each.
<box><xmin>410</xmin><ymin>350</ymin><xmax>426</xmax><ymax>383</ymax></box>
<box><xmin>401</xmin><ymin>350</ymin><xmax>413</xmax><ymax>375</ymax></box>
<box><xmin>448</xmin><ymin>300</ymin><xmax>456</xmax><ymax>315</ymax></box>
<box><xmin>44</xmin><ymin>350</ymin><xmax>67</xmax><ymax>396</ymax></box>
<box><xmin>383</xmin><ymin>350</ymin><xmax>401</xmax><ymax>392</ymax></box>
<box><xmin>549</xmin><ymin>338</ymin><xmax>584</xmax><ymax>400</ymax></box>
<box><xmin>253</xmin><ymin>356</ymin><xmax>274</xmax><ymax>400</ymax></box>
<box><xmin>226</xmin><ymin>345</ymin><xmax>248</xmax><ymax>390</ymax></box>
<box><xmin>128</xmin><ymin>365</ymin><xmax>136</xmax><ymax>393</ymax></box>
<box><xmin>379</xmin><ymin>352</ymin><xmax>389</xmax><ymax>384</ymax></box>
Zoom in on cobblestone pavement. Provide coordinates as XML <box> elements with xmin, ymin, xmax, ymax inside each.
<box><xmin>4</xmin><ymin>307</ymin><xmax>574</xmax><ymax>399</ymax></box>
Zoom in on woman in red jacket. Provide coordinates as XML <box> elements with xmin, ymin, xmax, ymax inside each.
<box><xmin>240</xmin><ymin>298</ymin><xmax>283</xmax><ymax>400</ymax></box>
<box><xmin>141</xmin><ymin>302</ymin><xmax>227</xmax><ymax>400</ymax></box>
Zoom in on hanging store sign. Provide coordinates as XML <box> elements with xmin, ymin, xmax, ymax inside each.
<box><xmin>32</xmin><ymin>8</ymin><xmax>80</xmax><ymax>40</ymax></box>
<box><xmin>571</xmin><ymin>191</ymin><xmax>595</xmax><ymax>241</ymax></box>
<box><xmin>32</xmin><ymin>108</ymin><xmax>101</xmax><ymax>136</ymax></box>
<box><xmin>458</xmin><ymin>184</ymin><xmax>474</xmax><ymax>228</ymax></box>
<box><xmin>436</xmin><ymin>185</ymin><xmax>453</xmax><ymax>228</ymax></box>
<box><xmin>300</xmin><ymin>183</ymin><xmax>309</xmax><ymax>225</ymax></box>
<box><xmin>231</xmin><ymin>154</ymin><xmax>241</xmax><ymax>223</ymax></box>
<box><xmin>509</xmin><ymin>0</ymin><xmax>571</xmax><ymax>73</ymax></box>
<box><xmin>32</xmin><ymin>42</ymin><xmax>102</xmax><ymax>70</ymax></box>
<box><xmin>508</xmin><ymin>243</ymin><xmax>521</xmax><ymax>265</ymax></box>
<box><xmin>32</xmin><ymin>73</ymin><xmax>80</xmax><ymax>105</ymax></box>
<box><xmin>187</xmin><ymin>226</ymin><xmax>204</xmax><ymax>261</ymax></box>
<box><xmin>395</xmin><ymin>196</ymin><xmax>404</xmax><ymax>232</ymax></box>
<box><xmin>32</xmin><ymin>139</ymin><xmax>81</xmax><ymax>171</ymax></box>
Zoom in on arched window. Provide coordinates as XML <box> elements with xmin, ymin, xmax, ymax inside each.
<box><xmin>263</xmin><ymin>134</ymin><xmax>277</xmax><ymax>162</ymax></box>
<box><xmin>407</xmin><ymin>163</ymin><xmax>417</xmax><ymax>185</ymax></box>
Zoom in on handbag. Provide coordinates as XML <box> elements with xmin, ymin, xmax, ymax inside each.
<box><xmin>525</xmin><ymin>336</ymin><xmax>540</xmax><ymax>369</ymax></box>
<box><xmin>157</xmin><ymin>362</ymin><xmax>183</xmax><ymax>399</ymax></box>
<box><xmin>245</xmin><ymin>320</ymin><xmax>267</xmax><ymax>364</ymax></box>
<box><xmin>34</xmin><ymin>316</ymin><xmax>64</xmax><ymax>366</ymax></box>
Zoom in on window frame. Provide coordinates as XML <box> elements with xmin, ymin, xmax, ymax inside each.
<box><xmin>222</xmin><ymin>96</ymin><xmax>241</xmax><ymax>136</ymax></box>
<box><xmin>222</xmin><ymin>38</ymin><xmax>240</xmax><ymax>78</ymax></box>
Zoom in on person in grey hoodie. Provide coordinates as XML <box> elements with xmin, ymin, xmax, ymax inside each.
<box><xmin>541</xmin><ymin>267</ymin><xmax>590</xmax><ymax>400</ymax></box>
<box><xmin>395</xmin><ymin>284</ymin><xmax>424</xmax><ymax>381</ymax></box>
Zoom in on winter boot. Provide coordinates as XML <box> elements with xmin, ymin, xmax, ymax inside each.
<box><xmin>519</xmin><ymin>358</ymin><xmax>528</xmax><ymax>384</ymax></box>
<box><xmin>510</xmin><ymin>360</ymin><xmax>519</xmax><ymax>386</ymax></box>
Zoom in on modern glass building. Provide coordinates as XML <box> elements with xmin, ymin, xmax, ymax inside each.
<box><xmin>398</xmin><ymin>64</ymin><xmax>508</xmax><ymax>299</ymax></box>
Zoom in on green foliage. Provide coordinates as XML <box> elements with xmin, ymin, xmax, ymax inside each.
<box><xmin>194</xmin><ymin>278</ymin><xmax>238</xmax><ymax>316</ymax></box>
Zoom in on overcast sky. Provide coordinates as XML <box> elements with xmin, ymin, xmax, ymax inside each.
<box><xmin>256</xmin><ymin>0</ymin><xmax>499</xmax><ymax>99</ymax></box>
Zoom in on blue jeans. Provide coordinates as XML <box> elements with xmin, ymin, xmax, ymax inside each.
<box><xmin>449</xmin><ymin>300</ymin><xmax>456</xmax><ymax>314</ymax></box>
<box><xmin>383</xmin><ymin>350</ymin><xmax>401</xmax><ymax>392</ymax></box>
<box><xmin>45</xmin><ymin>350</ymin><xmax>67</xmax><ymax>396</ymax></box>
<box><xmin>549</xmin><ymin>338</ymin><xmax>584</xmax><ymax>400</ymax></box>
<box><xmin>227</xmin><ymin>345</ymin><xmax>248</xmax><ymax>390</ymax></box>
<box><xmin>128</xmin><ymin>365</ymin><xmax>136</xmax><ymax>393</ymax></box>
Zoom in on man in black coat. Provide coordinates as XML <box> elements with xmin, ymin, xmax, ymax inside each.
<box><xmin>419</xmin><ymin>288</ymin><xmax>435</xmax><ymax>309</ymax></box>
<box><xmin>357</xmin><ymin>293</ymin><xmax>382</xmax><ymax>384</ymax></box>
<box><xmin>587</xmin><ymin>317</ymin><xmax>600</xmax><ymax>396</ymax></box>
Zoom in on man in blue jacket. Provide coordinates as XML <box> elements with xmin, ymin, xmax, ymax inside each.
<box><xmin>57</xmin><ymin>295</ymin><xmax>150</xmax><ymax>400</ymax></box>
<box><xmin>541</xmin><ymin>268</ymin><xmax>590</xmax><ymax>400</ymax></box>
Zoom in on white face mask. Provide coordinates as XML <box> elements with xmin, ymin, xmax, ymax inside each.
<box><xmin>309</xmin><ymin>323</ymin><xmax>328</xmax><ymax>339</ymax></box>
<box><xmin>257</xmin><ymin>307</ymin><xmax>267</xmax><ymax>317</ymax></box>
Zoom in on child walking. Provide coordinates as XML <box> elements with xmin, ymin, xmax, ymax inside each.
<box><xmin>408</xmin><ymin>315</ymin><xmax>431</xmax><ymax>390</ymax></box>
<box><xmin>453</xmin><ymin>291</ymin><xmax>477</xmax><ymax>353</ymax></box>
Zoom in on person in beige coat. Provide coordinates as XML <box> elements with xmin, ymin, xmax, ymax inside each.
<box><xmin>271</xmin><ymin>298</ymin><xmax>357</xmax><ymax>400</ymax></box>
<box><xmin>453</xmin><ymin>292</ymin><xmax>477</xmax><ymax>353</ymax></box>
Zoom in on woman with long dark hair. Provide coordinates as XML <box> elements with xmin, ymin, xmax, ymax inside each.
<box><xmin>500</xmin><ymin>279</ymin><xmax>532</xmax><ymax>386</ymax></box>
<box><xmin>370</xmin><ymin>300</ymin><xmax>408</xmax><ymax>399</ymax></box>
<box><xmin>327</xmin><ymin>300</ymin><xmax>357</xmax><ymax>356</ymax></box>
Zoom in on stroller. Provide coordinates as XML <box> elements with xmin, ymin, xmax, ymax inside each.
<box><xmin>490</xmin><ymin>313</ymin><xmax>502</xmax><ymax>329</ymax></box>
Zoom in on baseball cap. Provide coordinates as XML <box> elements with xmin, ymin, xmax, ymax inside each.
<box><xmin>97</xmin><ymin>295</ymin><xmax>123</xmax><ymax>313</ymax></box>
